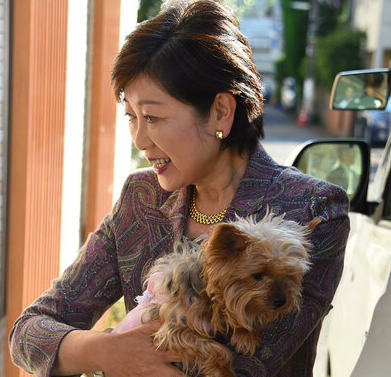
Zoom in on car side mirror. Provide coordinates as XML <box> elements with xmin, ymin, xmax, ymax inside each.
<box><xmin>331</xmin><ymin>69</ymin><xmax>391</xmax><ymax>111</ymax></box>
<box><xmin>289</xmin><ymin>140</ymin><xmax>371</xmax><ymax>213</ymax></box>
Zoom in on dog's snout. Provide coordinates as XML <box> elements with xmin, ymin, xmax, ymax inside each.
<box><xmin>273</xmin><ymin>295</ymin><xmax>286</xmax><ymax>308</ymax></box>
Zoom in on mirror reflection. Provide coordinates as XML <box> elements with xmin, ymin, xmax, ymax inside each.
<box><xmin>296</xmin><ymin>143</ymin><xmax>363</xmax><ymax>200</ymax></box>
<box><xmin>332</xmin><ymin>72</ymin><xmax>388</xmax><ymax>110</ymax></box>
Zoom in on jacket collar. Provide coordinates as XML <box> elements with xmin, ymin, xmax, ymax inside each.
<box><xmin>225</xmin><ymin>144</ymin><xmax>277</xmax><ymax>219</ymax></box>
<box><xmin>157</xmin><ymin>144</ymin><xmax>277</xmax><ymax>233</ymax></box>
<box><xmin>158</xmin><ymin>185</ymin><xmax>190</xmax><ymax>244</ymax></box>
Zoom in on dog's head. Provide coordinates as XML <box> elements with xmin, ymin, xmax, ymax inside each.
<box><xmin>199</xmin><ymin>213</ymin><xmax>320</xmax><ymax>331</ymax></box>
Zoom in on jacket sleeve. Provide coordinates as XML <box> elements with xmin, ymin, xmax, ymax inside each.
<box><xmin>8</xmin><ymin>189</ymin><xmax>126</xmax><ymax>377</ymax></box>
<box><xmin>232</xmin><ymin>175</ymin><xmax>350</xmax><ymax>376</ymax></box>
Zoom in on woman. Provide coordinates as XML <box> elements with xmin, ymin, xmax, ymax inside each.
<box><xmin>9</xmin><ymin>1</ymin><xmax>350</xmax><ymax>376</ymax></box>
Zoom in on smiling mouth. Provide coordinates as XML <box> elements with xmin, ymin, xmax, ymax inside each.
<box><xmin>152</xmin><ymin>158</ymin><xmax>171</xmax><ymax>169</ymax></box>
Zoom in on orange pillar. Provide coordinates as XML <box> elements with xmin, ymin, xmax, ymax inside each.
<box><xmin>84</xmin><ymin>0</ymin><xmax>121</xmax><ymax>239</ymax></box>
<box><xmin>6</xmin><ymin>1</ymin><xmax>68</xmax><ymax>377</ymax></box>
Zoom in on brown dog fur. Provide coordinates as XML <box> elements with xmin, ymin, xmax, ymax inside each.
<box><xmin>142</xmin><ymin>212</ymin><xmax>321</xmax><ymax>377</ymax></box>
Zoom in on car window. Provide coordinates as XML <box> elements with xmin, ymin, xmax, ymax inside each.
<box><xmin>297</xmin><ymin>143</ymin><xmax>363</xmax><ymax>201</ymax></box>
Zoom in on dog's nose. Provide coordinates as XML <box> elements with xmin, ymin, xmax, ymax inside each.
<box><xmin>273</xmin><ymin>296</ymin><xmax>286</xmax><ymax>308</ymax></box>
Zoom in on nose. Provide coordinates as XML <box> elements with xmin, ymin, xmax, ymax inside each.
<box><xmin>130</xmin><ymin>120</ymin><xmax>154</xmax><ymax>151</ymax></box>
<box><xmin>272</xmin><ymin>295</ymin><xmax>286</xmax><ymax>308</ymax></box>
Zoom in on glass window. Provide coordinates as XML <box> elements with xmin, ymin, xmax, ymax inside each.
<box><xmin>297</xmin><ymin>143</ymin><xmax>363</xmax><ymax>201</ymax></box>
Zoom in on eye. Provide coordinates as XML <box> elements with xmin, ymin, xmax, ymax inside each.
<box><xmin>125</xmin><ymin>112</ymin><xmax>136</xmax><ymax>122</ymax></box>
<box><xmin>145</xmin><ymin>115</ymin><xmax>157</xmax><ymax>123</ymax></box>
<box><xmin>252</xmin><ymin>272</ymin><xmax>265</xmax><ymax>281</ymax></box>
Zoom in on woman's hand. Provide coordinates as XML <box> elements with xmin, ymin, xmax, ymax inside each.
<box><xmin>100</xmin><ymin>321</ymin><xmax>186</xmax><ymax>377</ymax></box>
<box><xmin>54</xmin><ymin>321</ymin><xmax>185</xmax><ymax>377</ymax></box>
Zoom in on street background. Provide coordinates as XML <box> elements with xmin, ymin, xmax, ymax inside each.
<box><xmin>263</xmin><ymin>104</ymin><xmax>329</xmax><ymax>164</ymax></box>
<box><xmin>262</xmin><ymin>104</ymin><xmax>384</xmax><ymax>178</ymax></box>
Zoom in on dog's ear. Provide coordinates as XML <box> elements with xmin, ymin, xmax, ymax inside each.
<box><xmin>305</xmin><ymin>217</ymin><xmax>322</xmax><ymax>232</ymax></box>
<box><xmin>211</xmin><ymin>224</ymin><xmax>249</xmax><ymax>256</ymax></box>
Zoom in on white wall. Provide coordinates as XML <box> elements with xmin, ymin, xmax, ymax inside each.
<box><xmin>377</xmin><ymin>0</ymin><xmax>391</xmax><ymax>67</ymax></box>
<box><xmin>60</xmin><ymin>0</ymin><xmax>89</xmax><ymax>272</ymax></box>
<box><xmin>353</xmin><ymin>0</ymin><xmax>391</xmax><ymax>67</ymax></box>
<box><xmin>353</xmin><ymin>0</ymin><xmax>382</xmax><ymax>52</ymax></box>
<box><xmin>61</xmin><ymin>0</ymin><xmax>140</xmax><ymax>271</ymax></box>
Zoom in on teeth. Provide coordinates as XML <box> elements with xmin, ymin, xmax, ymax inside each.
<box><xmin>153</xmin><ymin>158</ymin><xmax>170</xmax><ymax>168</ymax></box>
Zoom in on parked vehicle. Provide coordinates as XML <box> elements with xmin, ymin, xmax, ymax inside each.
<box><xmin>287</xmin><ymin>68</ymin><xmax>391</xmax><ymax>377</ymax></box>
<box><xmin>281</xmin><ymin>77</ymin><xmax>297</xmax><ymax>112</ymax></box>
<box><xmin>355</xmin><ymin>97</ymin><xmax>391</xmax><ymax>146</ymax></box>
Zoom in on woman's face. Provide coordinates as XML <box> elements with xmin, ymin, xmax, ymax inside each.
<box><xmin>123</xmin><ymin>74</ymin><xmax>224</xmax><ymax>192</ymax></box>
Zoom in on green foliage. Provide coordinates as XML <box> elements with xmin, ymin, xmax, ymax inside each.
<box><xmin>316</xmin><ymin>28</ymin><xmax>366</xmax><ymax>91</ymax></box>
<box><xmin>106</xmin><ymin>297</ymin><xmax>127</xmax><ymax>328</ymax></box>
<box><xmin>280</xmin><ymin>0</ymin><xmax>310</xmax><ymax>84</ymax></box>
<box><xmin>137</xmin><ymin>0</ymin><xmax>261</xmax><ymax>22</ymax></box>
<box><xmin>131</xmin><ymin>144</ymin><xmax>151</xmax><ymax>169</ymax></box>
<box><xmin>277</xmin><ymin>0</ymin><xmax>357</xmax><ymax>100</ymax></box>
<box><xmin>317</xmin><ymin>0</ymin><xmax>350</xmax><ymax>36</ymax></box>
<box><xmin>242</xmin><ymin>0</ymin><xmax>277</xmax><ymax>17</ymax></box>
<box><xmin>274</xmin><ymin>54</ymin><xmax>287</xmax><ymax>83</ymax></box>
<box><xmin>273</xmin><ymin>54</ymin><xmax>286</xmax><ymax>102</ymax></box>
<box><xmin>138</xmin><ymin>0</ymin><xmax>163</xmax><ymax>22</ymax></box>
<box><xmin>338</xmin><ymin>0</ymin><xmax>353</xmax><ymax>24</ymax></box>
<box><xmin>223</xmin><ymin>0</ymin><xmax>257</xmax><ymax>18</ymax></box>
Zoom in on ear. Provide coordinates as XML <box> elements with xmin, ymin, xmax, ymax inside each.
<box><xmin>210</xmin><ymin>223</ymin><xmax>249</xmax><ymax>256</ymax></box>
<box><xmin>210</xmin><ymin>92</ymin><xmax>236</xmax><ymax>137</ymax></box>
<box><xmin>306</xmin><ymin>217</ymin><xmax>322</xmax><ymax>232</ymax></box>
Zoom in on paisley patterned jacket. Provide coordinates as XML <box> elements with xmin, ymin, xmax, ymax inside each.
<box><xmin>9</xmin><ymin>144</ymin><xmax>350</xmax><ymax>377</ymax></box>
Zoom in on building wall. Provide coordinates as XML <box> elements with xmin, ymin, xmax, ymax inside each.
<box><xmin>239</xmin><ymin>1</ymin><xmax>283</xmax><ymax>96</ymax></box>
<box><xmin>378</xmin><ymin>0</ymin><xmax>391</xmax><ymax>67</ymax></box>
<box><xmin>240</xmin><ymin>17</ymin><xmax>282</xmax><ymax>75</ymax></box>
<box><xmin>353</xmin><ymin>0</ymin><xmax>382</xmax><ymax>52</ymax></box>
<box><xmin>353</xmin><ymin>0</ymin><xmax>391</xmax><ymax>67</ymax></box>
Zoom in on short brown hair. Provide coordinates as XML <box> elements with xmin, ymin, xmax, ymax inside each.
<box><xmin>111</xmin><ymin>0</ymin><xmax>264</xmax><ymax>155</ymax></box>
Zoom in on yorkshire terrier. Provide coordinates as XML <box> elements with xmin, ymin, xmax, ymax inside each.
<box><xmin>113</xmin><ymin>212</ymin><xmax>321</xmax><ymax>377</ymax></box>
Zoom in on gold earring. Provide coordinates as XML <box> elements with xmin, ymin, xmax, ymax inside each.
<box><xmin>215</xmin><ymin>130</ymin><xmax>223</xmax><ymax>140</ymax></box>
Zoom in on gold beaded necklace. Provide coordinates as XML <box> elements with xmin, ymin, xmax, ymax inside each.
<box><xmin>189</xmin><ymin>187</ymin><xmax>228</xmax><ymax>225</ymax></box>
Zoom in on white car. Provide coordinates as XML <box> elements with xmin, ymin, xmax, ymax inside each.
<box><xmin>289</xmin><ymin>68</ymin><xmax>391</xmax><ymax>377</ymax></box>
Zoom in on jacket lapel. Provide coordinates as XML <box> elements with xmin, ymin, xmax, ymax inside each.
<box><xmin>145</xmin><ymin>185</ymin><xmax>191</xmax><ymax>259</ymax></box>
<box><xmin>225</xmin><ymin>145</ymin><xmax>278</xmax><ymax>220</ymax></box>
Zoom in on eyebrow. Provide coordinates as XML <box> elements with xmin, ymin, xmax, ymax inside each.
<box><xmin>138</xmin><ymin>100</ymin><xmax>164</xmax><ymax>106</ymax></box>
<box><xmin>123</xmin><ymin>98</ymin><xmax>164</xmax><ymax>106</ymax></box>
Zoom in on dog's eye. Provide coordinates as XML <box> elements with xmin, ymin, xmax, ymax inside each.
<box><xmin>252</xmin><ymin>272</ymin><xmax>265</xmax><ymax>281</ymax></box>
